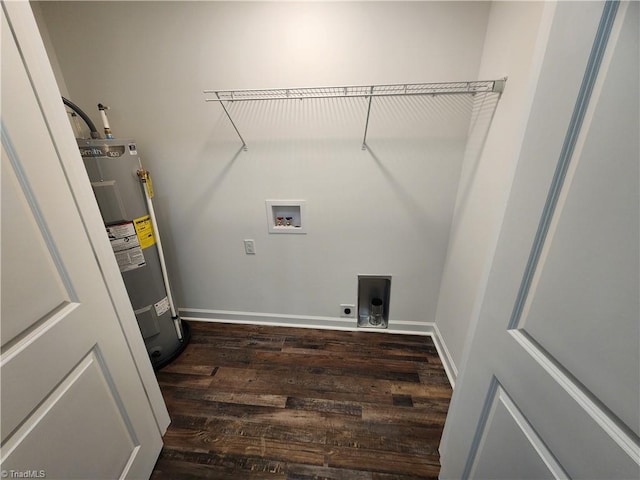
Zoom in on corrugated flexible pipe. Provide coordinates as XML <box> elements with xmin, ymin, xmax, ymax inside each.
<box><xmin>61</xmin><ymin>96</ymin><xmax>101</xmax><ymax>139</ymax></box>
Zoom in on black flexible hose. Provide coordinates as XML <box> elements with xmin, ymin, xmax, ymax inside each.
<box><xmin>62</xmin><ymin>96</ymin><xmax>101</xmax><ymax>139</ymax></box>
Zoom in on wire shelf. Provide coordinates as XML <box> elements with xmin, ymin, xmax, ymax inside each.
<box><xmin>205</xmin><ymin>80</ymin><xmax>503</xmax><ymax>103</ymax></box>
<box><xmin>203</xmin><ymin>79</ymin><xmax>506</xmax><ymax>150</ymax></box>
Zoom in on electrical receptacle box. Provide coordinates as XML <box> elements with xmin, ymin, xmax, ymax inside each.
<box><xmin>340</xmin><ymin>304</ymin><xmax>355</xmax><ymax>318</ymax></box>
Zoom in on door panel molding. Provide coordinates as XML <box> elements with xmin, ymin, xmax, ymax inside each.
<box><xmin>504</xmin><ymin>0</ymin><xmax>638</xmax><ymax>441</ymax></box>
<box><xmin>1</xmin><ymin>349</ymin><xmax>141</xmax><ymax>478</ymax></box>
<box><xmin>1</xmin><ymin>124</ymin><xmax>77</xmax><ymax>304</ymax></box>
<box><xmin>508</xmin><ymin>0</ymin><xmax>619</xmax><ymax>331</ymax></box>
<box><xmin>468</xmin><ymin>379</ymin><xmax>567</xmax><ymax>479</ymax></box>
<box><xmin>92</xmin><ymin>344</ymin><xmax>140</xmax><ymax>446</ymax></box>
<box><xmin>462</xmin><ymin>376</ymin><xmax>499</xmax><ymax>478</ymax></box>
<box><xmin>510</xmin><ymin>330</ymin><xmax>639</xmax><ymax>463</ymax></box>
<box><xmin>1</xmin><ymin>132</ymin><xmax>76</xmax><ymax>350</ymax></box>
<box><xmin>1</xmin><ymin>302</ymin><xmax>78</xmax><ymax>366</ymax></box>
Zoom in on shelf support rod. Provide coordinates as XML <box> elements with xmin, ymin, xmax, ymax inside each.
<box><xmin>361</xmin><ymin>86</ymin><xmax>374</xmax><ymax>150</ymax></box>
<box><xmin>216</xmin><ymin>92</ymin><xmax>248</xmax><ymax>151</ymax></box>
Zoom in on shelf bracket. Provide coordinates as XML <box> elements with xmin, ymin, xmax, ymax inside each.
<box><xmin>361</xmin><ymin>86</ymin><xmax>374</xmax><ymax>150</ymax></box>
<box><xmin>216</xmin><ymin>92</ymin><xmax>248</xmax><ymax>151</ymax></box>
<box><xmin>492</xmin><ymin>77</ymin><xmax>507</xmax><ymax>94</ymax></box>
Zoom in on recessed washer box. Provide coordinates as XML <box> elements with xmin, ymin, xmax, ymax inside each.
<box><xmin>266</xmin><ymin>200</ymin><xmax>307</xmax><ymax>234</ymax></box>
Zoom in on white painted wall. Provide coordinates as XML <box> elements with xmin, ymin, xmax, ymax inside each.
<box><xmin>35</xmin><ymin>1</ymin><xmax>491</xmax><ymax>328</ymax></box>
<box><xmin>434</xmin><ymin>1</ymin><xmax>547</xmax><ymax>373</ymax></box>
<box><xmin>29</xmin><ymin>1</ymin><xmax>70</xmax><ymax>98</ymax></box>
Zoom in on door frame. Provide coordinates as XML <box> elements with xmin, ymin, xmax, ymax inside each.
<box><xmin>3</xmin><ymin>0</ymin><xmax>170</xmax><ymax>433</ymax></box>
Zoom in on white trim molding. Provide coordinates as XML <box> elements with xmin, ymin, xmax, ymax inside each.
<box><xmin>432</xmin><ymin>323</ymin><xmax>458</xmax><ymax>388</ymax></box>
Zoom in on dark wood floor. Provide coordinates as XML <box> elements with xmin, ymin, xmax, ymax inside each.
<box><xmin>151</xmin><ymin>321</ymin><xmax>452</xmax><ymax>480</ymax></box>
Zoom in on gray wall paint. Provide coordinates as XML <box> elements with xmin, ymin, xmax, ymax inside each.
<box><xmin>434</xmin><ymin>1</ymin><xmax>547</xmax><ymax>371</ymax></box>
<box><xmin>36</xmin><ymin>1</ymin><xmax>491</xmax><ymax>325</ymax></box>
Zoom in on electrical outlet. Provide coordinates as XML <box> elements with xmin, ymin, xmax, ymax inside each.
<box><xmin>244</xmin><ymin>239</ymin><xmax>256</xmax><ymax>255</ymax></box>
<box><xmin>340</xmin><ymin>304</ymin><xmax>355</xmax><ymax>318</ymax></box>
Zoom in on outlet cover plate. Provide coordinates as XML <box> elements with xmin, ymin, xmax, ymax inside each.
<box><xmin>340</xmin><ymin>304</ymin><xmax>355</xmax><ymax>318</ymax></box>
<box><xmin>244</xmin><ymin>239</ymin><xmax>256</xmax><ymax>255</ymax></box>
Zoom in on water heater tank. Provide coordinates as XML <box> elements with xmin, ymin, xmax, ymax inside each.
<box><xmin>78</xmin><ymin>138</ymin><xmax>188</xmax><ymax>369</ymax></box>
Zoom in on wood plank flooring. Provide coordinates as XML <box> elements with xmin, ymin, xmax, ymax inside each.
<box><xmin>151</xmin><ymin>321</ymin><xmax>452</xmax><ymax>480</ymax></box>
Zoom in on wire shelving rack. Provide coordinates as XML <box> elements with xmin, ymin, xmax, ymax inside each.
<box><xmin>204</xmin><ymin>79</ymin><xmax>506</xmax><ymax>150</ymax></box>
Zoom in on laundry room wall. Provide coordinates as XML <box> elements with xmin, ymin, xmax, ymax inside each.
<box><xmin>34</xmin><ymin>1</ymin><xmax>491</xmax><ymax>330</ymax></box>
<box><xmin>434</xmin><ymin>1</ymin><xmax>550</xmax><ymax>376</ymax></box>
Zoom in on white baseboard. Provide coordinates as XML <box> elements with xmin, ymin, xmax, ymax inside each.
<box><xmin>431</xmin><ymin>323</ymin><xmax>458</xmax><ymax>388</ymax></box>
<box><xmin>179</xmin><ymin>307</ymin><xmax>457</xmax><ymax>388</ymax></box>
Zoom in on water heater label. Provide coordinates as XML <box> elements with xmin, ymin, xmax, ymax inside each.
<box><xmin>80</xmin><ymin>145</ymin><xmax>126</xmax><ymax>158</ymax></box>
<box><xmin>134</xmin><ymin>215</ymin><xmax>156</xmax><ymax>249</ymax></box>
<box><xmin>106</xmin><ymin>222</ymin><xmax>146</xmax><ymax>272</ymax></box>
<box><xmin>154</xmin><ymin>296</ymin><xmax>170</xmax><ymax>317</ymax></box>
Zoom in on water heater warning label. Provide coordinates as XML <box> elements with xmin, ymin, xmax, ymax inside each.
<box><xmin>107</xmin><ymin>222</ymin><xmax>146</xmax><ymax>272</ymax></box>
<box><xmin>154</xmin><ymin>296</ymin><xmax>170</xmax><ymax>317</ymax></box>
<box><xmin>134</xmin><ymin>215</ymin><xmax>156</xmax><ymax>249</ymax></box>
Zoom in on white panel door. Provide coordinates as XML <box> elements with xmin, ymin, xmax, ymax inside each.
<box><xmin>0</xmin><ymin>2</ymin><xmax>164</xmax><ymax>478</ymax></box>
<box><xmin>440</xmin><ymin>2</ymin><xmax>639</xmax><ymax>479</ymax></box>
